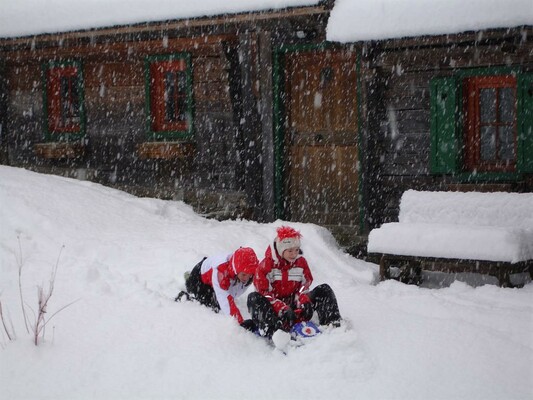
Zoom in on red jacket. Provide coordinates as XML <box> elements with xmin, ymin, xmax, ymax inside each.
<box><xmin>254</xmin><ymin>244</ymin><xmax>313</xmax><ymax>317</ymax></box>
<box><xmin>200</xmin><ymin>253</ymin><xmax>251</xmax><ymax>324</ymax></box>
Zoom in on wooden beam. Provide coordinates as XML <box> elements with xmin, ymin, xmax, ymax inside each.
<box><xmin>376</xmin><ymin>253</ymin><xmax>532</xmax><ymax>287</ymax></box>
<box><xmin>136</xmin><ymin>141</ymin><xmax>195</xmax><ymax>160</ymax></box>
<box><xmin>258</xmin><ymin>30</ymin><xmax>276</xmax><ymax>221</ymax></box>
<box><xmin>34</xmin><ymin>142</ymin><xmax>85</xmax><ymax>159</ymax></box>
<box><xmin>2</xmin><ymin>35</ymin><xmax>238</xmax><ymax>63</ymax></box>
<box><xmin>370</xmin><ymin>26</ymin><xmax>532</xmax><ymax>51</ymax></box>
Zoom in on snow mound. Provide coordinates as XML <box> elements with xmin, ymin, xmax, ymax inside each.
<box><xmin>1</xmin><ymin>166</ymin><xmax>532</xmax><ymax>400</ymax></box>
<box><xmin>369</xmin><ymin>190</ymin><xmax>533</xmax><ymax>263</ymax></box>
<box><xmin>399</xmin><ymin>190</ymin><xmax>533</xmax><ymax>229</ymax></box>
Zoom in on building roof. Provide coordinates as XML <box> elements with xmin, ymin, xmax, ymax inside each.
<box><xmin>0</xmin><ymin>0</ymin><xmax>531</xmax><ymax>41</ymax></box>
<box><xmin>0</xmin><ymin>0</ymin><xmax>322</xmax><ymax>39</ymax></box>
<box><xmin>326</xmin><ymin>0</ymin><xmax>532</xmax><ymax>42</ymax></box>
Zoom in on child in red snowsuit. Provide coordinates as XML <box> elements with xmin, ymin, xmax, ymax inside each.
<box><xmin>178</xmin><ymin>247</ymin><xmax>259</xmax><ymax>331</ymax></box>
<box><xmin>248</xmin><ymin>226</ymin><xmax>342</xmax><ymax>338</ymax></box>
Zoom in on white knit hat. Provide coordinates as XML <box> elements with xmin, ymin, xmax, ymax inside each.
<box><xmin>275</xmin><ymin>226</ymin><xmax>302</xmax><ymax>256</ymax></box>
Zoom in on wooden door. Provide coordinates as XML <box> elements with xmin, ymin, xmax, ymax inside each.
<box><xmin>284</xmin><ymin>50</ymin><xmax>359</xmax><ymax>227</ymax></box>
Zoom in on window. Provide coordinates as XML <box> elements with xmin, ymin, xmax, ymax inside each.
<box><xmin>430</xmin><ymin>71</ymin><xmax>533</xmax><ymax>177</ymax></box>
<box><xmin>464</xmin><ymin>75</ymin><xmax>517</xmax><ymax>172</ymax></box>
<box><xmin>145</xmin><ymin>54</ymin><xmax>193</xmax><ymax>140</ymax></box>
<box><xmin>43</xmin><ymin>61</ymin><xmax>85</xmax><ymax>140</ymax></box>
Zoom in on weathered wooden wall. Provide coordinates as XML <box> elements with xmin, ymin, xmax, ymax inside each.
<box><xmin>1</xmin><ymin>38</ymin><xmax>248</xmax><ymax>214</ymax></box>
<box><xmin>2</xmin><ymin>10</ymin><xmax>529</xmax><ymax>247</ymax></box>
<box><xmin>361</xmin><ymin>27</ymin><xmax>533</xmax><ymax>228</ymax></box>
<box><xmin>0</xmin><ymin>60</ymin><xmax>7</xmax><ymax>163</ymax></box>
<box><xmin>0</xmin><ymin>10</ymin><xmax>329</xmax><ymax>221</ymax></box>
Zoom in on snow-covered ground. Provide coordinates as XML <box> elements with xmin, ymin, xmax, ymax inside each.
<box><xmin>1</xmin><ymin>166</ymin><xmax>532</xmax><ymax>400</ymax></box>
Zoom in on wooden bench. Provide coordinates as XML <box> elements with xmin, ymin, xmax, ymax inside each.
<box><xmin>367</xmin><ymin>190</ymin><xmax>533</xmax><ymax>287</ymax></box>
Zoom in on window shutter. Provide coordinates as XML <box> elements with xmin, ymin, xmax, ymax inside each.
<box><xmin>518</xmin><ymin>73</ymin><xmax>533</xmax><ymax>173</ymax></box>
<box><xmin>430</xmin><ymin>77</ymin><xmax>459</xmax><ymax>174</ymax></box>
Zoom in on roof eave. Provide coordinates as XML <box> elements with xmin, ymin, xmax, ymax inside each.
<box><xmin>0</xmin><ymin>4</ymin><xmax>328</xmax><ymax>47</ymax></box>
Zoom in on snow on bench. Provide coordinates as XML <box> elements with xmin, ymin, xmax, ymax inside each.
<box><xmin>367</xmin><ymin>190</ymin><xmax>533</xmax><ymax>286</ymax></box>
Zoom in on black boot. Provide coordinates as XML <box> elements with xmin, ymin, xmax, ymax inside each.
<box><xmin>247</xmin><ymin>292</ymin><xmax>280</xmax><ymax>338</ymax></box>
<box><xmin>308</xmin><ymin>284</ymin><xmax>342</xmax><ymax>326</ymax></box>
<box><xmin>175</xmin><ymin>291</ymin><xmax>190</xmax><ymax>302</ymax></box>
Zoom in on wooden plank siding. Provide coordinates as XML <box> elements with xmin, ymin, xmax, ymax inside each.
<box><xmin>361</xmin><ymin>27</ymin><xmax>533</xmax><ymax>228</ymax></box>
<box><xmin>0</xmin><ymin>7</ymin><xmax>334</xmax><ymax>223</ymax></box>
<box><xmin>0</xmin><ymin>2</ymin><xmax>530</xmax><ymax>248</ymax></box>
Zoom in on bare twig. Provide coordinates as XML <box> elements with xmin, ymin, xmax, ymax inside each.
<box><xmin>8</xmin><ymin>309</ymin><xmax>16</xmax><ymax>340</ymax></box>
<box><xmin>7</xmin><ymin>240</ymin><xmax>74</xmax><ymax>346</ymax></box>
<box><xmin>0</xmin><ymin>300</ymin><xmax>14</xmax><ymax>341</ymax></box>
<box><xmin>33</xmin><ymin>245</ymin><xmax>68</xmax><ymax>346</ymax></box>
<box><xmin>34</xmin><ymin>286</ymin><xmax>48</xmax><ymax>346</ymax></box>
<box><xmin>16</xmin><ymin>236</ymin><xmax>30</xmax><ymax>334</ymax></box>
<box><xmin>36</xmin><ymin>298</ymin><xmax>80</xmax><ymax>337</ymax></box>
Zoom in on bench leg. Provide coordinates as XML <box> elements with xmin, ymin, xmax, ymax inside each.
<box><xmin>497</xmin><ymin>265</ymin><xmax>511</xmax><ymax>288</ymax></box>
<box><xmin>397</xmin><ymin>260</ymin><xmax>423</xmax><ymax>285</ymax></box>
<box><xmin>379</xmin><ymin>255</ymin><xmax>390</xmax><ymax>281</ymax></box>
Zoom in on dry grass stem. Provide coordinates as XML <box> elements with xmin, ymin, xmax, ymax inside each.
<box><xmin>0</xmin><ymin>300</ymin><xmax>14</xmax><ymax>341</ymax></box>
<box><xmin>16</xmin><ymin>236</ymin><xmax>30</xmax><ymax>334</ymax></box>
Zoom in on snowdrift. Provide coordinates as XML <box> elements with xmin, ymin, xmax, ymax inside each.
<box><xmin>1</xmin><ymin>166</ymin><xmax>532</xmax><ymax>400</ymax></box>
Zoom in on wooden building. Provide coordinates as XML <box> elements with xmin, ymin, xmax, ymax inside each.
<box><xmin>0</xmin><ymin>1</ymin><xmax>531</xmax><ymax>252</ymax></box>
<box><xmin>360</xmin><ymin>27</ymin><xmax>533</xmax><ymax>228</ymax></box>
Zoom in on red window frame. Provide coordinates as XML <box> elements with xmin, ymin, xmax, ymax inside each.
<box><xmin>149</xmin><ymin>59</ymin><xmax>188</xmax><ymax>132</ymax></box>
<box><xmin>464</xmin><ymin>75</ymin><xmax>517</xmax><ymax>172</ymax></box>
<box><xmin>46</xmin><ymin>66</ymin><xmax>81</xmax><ymax>133</ymax></box>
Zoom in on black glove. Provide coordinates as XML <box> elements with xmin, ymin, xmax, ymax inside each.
<box><xmin>240</xmin><ymin>319</ymin><xmax>257</xmax><ymax>332</ymax></box>
<box><xmin>279</xmin><ymin>308</ymin><xmax>296</xmax><ymax>330</ymax></box>
<box><xmin>300</xmin><ymin>302</ymin><xmax>314</xmax><ymax>320</ymax></box>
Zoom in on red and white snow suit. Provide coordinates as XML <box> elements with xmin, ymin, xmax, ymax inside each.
<box><xmin>200</xmin><ymin>253</ymin><xmax>250</xmax><ymax>324</ymax></box>
<box><xmin>254</xmin><ymin>245</ymin><xmax>313</xmax><ymax>318</ymax></box>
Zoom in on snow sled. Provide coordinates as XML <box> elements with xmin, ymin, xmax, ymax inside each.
<box><xmin>291</xmin><ymin>320</ymin><xmax>321</xmax><ymax>338</ymax></box>
<box><xmin>269</xmin><ymin>321</ymin><xmax>322</xmax><ymax>352</ymax></box>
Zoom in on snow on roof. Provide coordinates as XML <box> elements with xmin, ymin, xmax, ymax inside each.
<box><xmin>0</xmin><ymin>0</ymin><xmax>321</xmax><ymax>39</ymax></box>
<box><xmin>1</xmin><ymin>0</ymin><xmax>532</xmax><ymax>41</ymax></box>
<box><xmin>326</xmin><ymin>0</ymin><xmax>533</xmax><ymax>42</ymax></box>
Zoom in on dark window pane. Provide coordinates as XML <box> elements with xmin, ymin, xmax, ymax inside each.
<box><xmin>60</xmin><ymin>75</ymin><xmax>79</xmax><ymax>126</ymax></box>
<box><xmin>163</xmin><ymin>70</ymin><xmax>187</xmax><ymax>124</ymax></box>
<box><xmin>177</xmin><ymin>71</ymin><xmax>187</xmax><ymax>92</ymax></box>
<box><xmin>60</xmin><ymin>77</ymin><xmax>70</xmax><ymax>126</ymax></box>
<box><xmin>499</xmin><ymin>87</ymin><xmax>515</xmax><ymax>123</ymax></box>
<box><xmin>70</xmin><ymin>76</ymin><xmax>80</xmax><ymax>122</ymax></box>
<box><xmin>498</xmin><ymin>126</ymin><xmax>515</xmax><ymax>161</ymax></box>
<box><xmin>480</xmin><ymin>126</ymin><xmax>496</xmax><ymax>161</ymax></box>
<box><xmin>176</xmin><ymin>71</ymin><xmax>187</xmax><ymax>121</ymax></box>
<box><xmin>60</xmin><ymin>77</ymin><xmax>69</xmax><ymax>98</ymax></box>
<box><xmin>177</xmin><ymin>96</ymin><xmax>186</xmax><ymax>121</ymax></box>
<box><xmin>479</xmin><ymin>88</ymin><xmax>496</xmax><ymax>123</ymax></box>
<box><xmin>165</xmin><ymin>71</ymin><xmax>176</xmax><ymax>122</ymax></box>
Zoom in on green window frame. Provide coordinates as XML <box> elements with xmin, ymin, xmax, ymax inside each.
<box><xmin>430</xmin><ymin>69</ymin><xmax>533</xmax><ymax>180</ymax></box>
<box><xmin>42</xmin><ymin>60</ymin><xmax>86</xmax><ymax>142</ymax></box>
<box><xmin>144</xmin><ymin>53</ymin><xmax>194</xmax><ymax>141</ymax></box>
